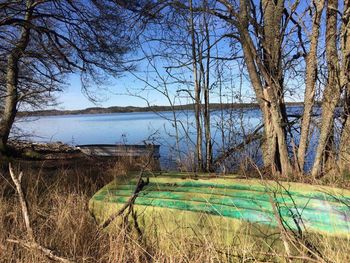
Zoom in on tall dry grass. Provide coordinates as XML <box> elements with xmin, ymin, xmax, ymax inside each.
<box><xmin>0</xmin><ymin>158</ymin><xmax>349</xmax><ymax>262</ymax></box>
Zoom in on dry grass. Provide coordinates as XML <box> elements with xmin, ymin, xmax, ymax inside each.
<box><xmin>0</xmin><ymin>158</ymin><xmax>349</xmax><ymax>262</ymax></box>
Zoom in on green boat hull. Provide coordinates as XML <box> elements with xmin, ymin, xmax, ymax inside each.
<box><xmin>89</xmin><ymin>173</ymin><xmax>350</xmax><ymax>239</ymax></box>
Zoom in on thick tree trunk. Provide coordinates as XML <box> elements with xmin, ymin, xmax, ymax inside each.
<box><xmin>297</xmin><ymin>0</ymin><xmax>325</xmax><ymax>171</ymax></box>
<box><xmin>237</xmin><ymin>0</ymin><xmax>291</xmax><ymax>175</ymax></box>
<box><xmin>261</xmin><ymin>107</ymin><xmax>278</xmax><ymax>168</ymax></box>
<box><xmin>238</xmin><ymin>1</ymin><xmax>273</xmax><ymax>169</ymax></box>
<box><xmin>263</xmin><ymin>86</ymin><xmax>291</xmax><ymax>174</ymax></box>
<box><xmin>338</xmin><ymin>0</ymin><xmax>350</xmax><ymax>173</ymax></box>
<box><xmin>324</xmin><ymin>122</ymin><xmax>336</xmax><ymax>173</ymax></box>
<box><xmin>194</xmin><ymin>75</ymin><xmax>203</xmax><ymax>171</ymax></box>
<box><xmin>239</xmin><ymin>29</ymin><xmax>278</xmax><ymax>170</ymax></box>
<box><xmin>260</xmin><ymin>0</ymin><xmax>291</xmax><ymax>175</ymax></box>
<box><xmin>0</xmin><ymin>1</ymin><xmax>32</xmax><ymax>153</ymax></box>
<box><xmin>311</xmin><ymin>0</ymin><xmax>340</xmax><ymax>178</ymax></box>
<box><xmin>339</xmin><ymin>92</ymin><xmax>350</xmax><ymax>173</ymax></box>
<box><xmin>0</xmin><ymin>55</ymin><xmax>19</xmax><ymax>152</ymax></box>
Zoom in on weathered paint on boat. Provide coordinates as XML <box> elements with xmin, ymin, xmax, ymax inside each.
<box><xmin>89</xmin><ymin>172</ymin><xmax>350</xmax><ymax>238</ymax></box>
<box><xmin>77</xmin><ymin>144</ymin><xmax>160</xmax><ymax>158</ymax></box>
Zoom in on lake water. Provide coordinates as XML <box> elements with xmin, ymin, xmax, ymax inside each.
<box><xmin>14</xmin><ymin>107</ymin><xmax>305</xmax><ymax>169</ymax></box>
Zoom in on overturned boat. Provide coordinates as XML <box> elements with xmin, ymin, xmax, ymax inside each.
<box><xmin>89</xmin><ymin>172</ymin><xmax>350</xmax><ymax>241</ymax></box>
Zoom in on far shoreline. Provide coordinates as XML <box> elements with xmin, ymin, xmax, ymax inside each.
<box><xmin>18</xmin><ymin>102</ymin><xmax>304</xmax><ymax>118</ymax></box>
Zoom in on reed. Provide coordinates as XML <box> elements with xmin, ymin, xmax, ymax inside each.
<box><xmin>0</xmin><ymin>159</ymin><xmax>349</xmax><ymax>262</ymax></box>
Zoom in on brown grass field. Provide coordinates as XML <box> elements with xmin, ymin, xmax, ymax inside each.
<box><xmin>0</xmin><ymin>157</ymin><xmax>349</xmax><ymax>262</ymax></box>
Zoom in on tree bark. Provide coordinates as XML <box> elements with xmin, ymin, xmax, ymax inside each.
<box><xmin>0</xmin><ymin>55</ymin><xmax>20</xmax><ymax>152</ymax></box>
<box><xmin>311</xmin><ymin>0</ymin><xmax>340</xmax><ymax>178</ymax></box>
<box><xmin>0</xmin><ymin>1</ymin><xmax>33</xmax><ymax>153</ymax></box>
<box><xmin>203</xmin><ymin>60</ymin><xmax>212</xmax><ymax>172</ymax></box>
<box><xmin>297</xmin><ymin>0</ymin><xmax>325</xmax><ymax>171</ymax></box>
<box><xmin>203</xmin><ymin>4</ymin><xmax>212</xmax><ymax>172</ymax></box>
<box><xmin>263</xmin><ymin>86</ymin><xmax>291</xmax><ymax>174</ymax></box>
<box><xmin>237</xmin><ymin>1</ymin><xmax>274</xmax><ymax>168</ymax></box>
<box><xmin>339</xmin><ymin>90</ymin><xmax>350</xmax><ymax>173</ymax></box>
<box><xmin>189</xmin><ymin>0</ymin><xmax>203</xmax><ymax>171</ymax></box>
<box><xmin>261</xmin><ymin>0</ymin><xmax>290</xmax><ymax>174</ymax></box>
<box><xmin>338</xmin><ymin>0</ymin><xmax>350</xmax><ymax>173</ymax></box>
<box><xmin>237</xmin><ymin>0</ymin><xmax>291</xmax><ymax>175</ymax></box>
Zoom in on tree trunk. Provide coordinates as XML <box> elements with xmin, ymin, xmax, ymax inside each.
<box><xmin>263</xmin><ymin>86</ymin><xmax>291</xmax><ymax>174</ymax></box>
<box><xmin>203</xmin><ymin>7</ymin><xmax>212</xmax><ymax>172</ymax></box>
<box><xmin>237</xmin><ymin>0</ymin><xmax>291</xmax><ymax>175</ymax></box>
<box><xmin>311</xmin><ymin>0</ymin><xmax>340</xmax><ymax>178</ymax></box>
<box><xmin>0</xmin><ymin>55</ymin><xmax>20</xmax><ymax>152</ymax></box>
<box><xmin>297</xmin><ymin>0</ymin><xmax>325</xmax><ymax>171</ymax></box>
<box><xmin>238</xmin><ymin>1</ymin><xmax>272</xmax><ymax>168</ymax></box>
<box><xmin>189</xmin><ymin>0</ymin><xmax>203</xmax><ymax>171</ymax></box>
<box><xmin>324</xmin><ymin>122</ymin><xmax>336</xmax><ymax>173</ymax></box>
<box><xmin>261</xmin><ymin>0</ymin><xmax>291</xmax><ymax>175</ymax></box>
<box><xmin>338</xmin><ymin>0</ymin><xmax>350</xmax><ymax>173</ymax></box>
<box><xmin>339</xmin><ymin>91</ymin><xmax>350</xmax><ymax>173</ymax></box>
<box><xmin>0</xmin><ymin>1</ymin><xmax>32</xmax><ymax>153</ymax></box>
<box><xmin>203</xmin><ymin>74</ymin><xmax>212</xmax><ymax>171</ymax></box>
<box><xmin>239</xmin><ymin>30</ymin><xmax>278</xmax><ymax>171</ymax></box>
<box><xmin>261</xmin><ymin>107</ymin><xmax>278</xmax><ymax>169</ymax></box>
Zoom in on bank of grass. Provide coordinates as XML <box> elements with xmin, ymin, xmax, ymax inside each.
<box><xmin>0</xmin><ymin>158</ymin><xmax>349</xmax><ymax>262</ymax></box>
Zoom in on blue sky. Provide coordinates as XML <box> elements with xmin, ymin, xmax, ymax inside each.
<box><xmin>55</xmin><ymin>1</ymin><xmax>311</xmax><ymax>111</ymax></box>
<box><xmin>56</xmin><ymin>72</ymin><xmax>175</xmax><ymax>110</ymax></box>
<box><xmin>57</xmin><ymin>38</ymin><xmax>253</xmax><ymax>110</ymax></box>
<box><xmin>56</xmin><ymin>74</ymin><xmax>148</xmax><ymax>110</ymax></box>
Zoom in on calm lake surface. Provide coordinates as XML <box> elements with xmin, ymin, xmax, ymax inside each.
<box><xmin>14</xmin><ymin>107</ymin><xmax>305</xmax><ymax>169</ymax></box>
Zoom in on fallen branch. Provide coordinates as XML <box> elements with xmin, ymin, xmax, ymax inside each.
<box><xmin>101</xmin><ymin>151</ymin><xmax>154</xmax><ymax>229</ymax></box>
<box><xmin>8</xmin><ymin>163</ymin><xmax>75</xmax><ymax>263</ymax></box>
<box><xmin>9</xmin><ymin>163</ymin><xmax>34</xmax><ymax>240</ymax></box>
<box><xmin>214</xmin><ymin>124</ymin><xmax>264</xmax><ymax>167</ymax></box>
<box><xmin>7</xmin><ymin>239</ymin><xmax>74</xmax><ymax>263</ymax></box>
<box><xmin>101</xmin><ymin>170</ymin><xmax>149</xmax><ymax>229</ymax></box>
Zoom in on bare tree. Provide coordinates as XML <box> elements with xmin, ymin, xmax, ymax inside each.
<box><xmin>123</xmin><ymin>0</ymin><xmax>350</xmax><ymax>177</ymax></box>
<box><xmin>0</xmin><ymin>0</ymin><xmax>134</xmax><ymax>153</ymax></box>
<box><xmin>338</xmin><ymin>0</ymin><xmax>350</xmax><ymax>173</ymax></box>
<box><xmin>202</xmin><ymin>3</ymin><xmax>213</xmax><ymax>172</ymax></box>
<box><xmin>297</xmin><ymin>0</ymin><xmax>325</xmax><ymax>171</ymax></box>
<box><xmin>200</xmin><ymin>0</ymin><xmax>293</xmax><ymax>175</ymax></box>
<box><xmin>123</xmin><ymin>0</ymin><xmax>224</xmax><ymax>172</ymax></box>
<box><xmin>189</xmin><ymin>0</ymin><xmax>203</xmax><ymax>171</ymax></box>
<box><xmin>311</xmin><ymin>0</ymin><xmax>342</xmax><ymax>177</ymax></box>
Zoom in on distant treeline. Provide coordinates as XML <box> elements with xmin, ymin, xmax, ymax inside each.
<box><xmin>18</xmin><ymin>102</ymin><xmax>305</xmax><ymax>117</ymax></box>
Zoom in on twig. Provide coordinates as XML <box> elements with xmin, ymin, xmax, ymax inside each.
<box><xmin>101</xmin><ymin>153</ymin><xmax>153</xmax><ymax>229</ymax></box>
<box><xmin>101</xmin><ymin>171</ymin><xmax>148</xmax><ymax>229</ymax></box>
<box><xmin>213</xmin><ymin>124</ymin><xmax>264</xmax><ymax>167</ymax></box>
<box><xmin>7</xmin><ymin>239</ymin><xmax>74</xmax><ymax>263</ymax></box>
<box><xmin>7</xmin><ymin>163</ymin><xmax>75</xmax><ymax>263</ymax></box>
<box><xmin>268</xmin><ymin>184</ymin><xmax>329</xmax><ymax>263</ymax></box>
<box><xmin>269</xmin><ymin>195</ymin><xmax>292</xmax><ymax>261</ymax></box>
<box><xmin>9</xmin><ymin>163</ymin><xmax>34</xmax><ymax>240</ymax></box>
<box><xmin>191</xmin><ymin>242</ymin><xmax>321</xmax><ymax>262</ymax></box>
<box><xmin>258</xmin><ymin>251</ymin><xmax>322</xmax><ymax>262</ymax></box>
<box><xmin>273</xmin><ymin>182</ymin><xmax>331</xmax><ymax>263</ymax></box>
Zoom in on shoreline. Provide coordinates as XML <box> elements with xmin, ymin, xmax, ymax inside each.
<box><xmin>18</xmin><ymin>102</ymin><xmax>304</xmax><ymax>118</ymax></box>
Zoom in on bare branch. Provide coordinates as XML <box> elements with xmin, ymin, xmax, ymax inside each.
<box><xmin>8</xmin><ymin>163</ymin><xmax>76</xmax><ymax>263</ymax></box>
